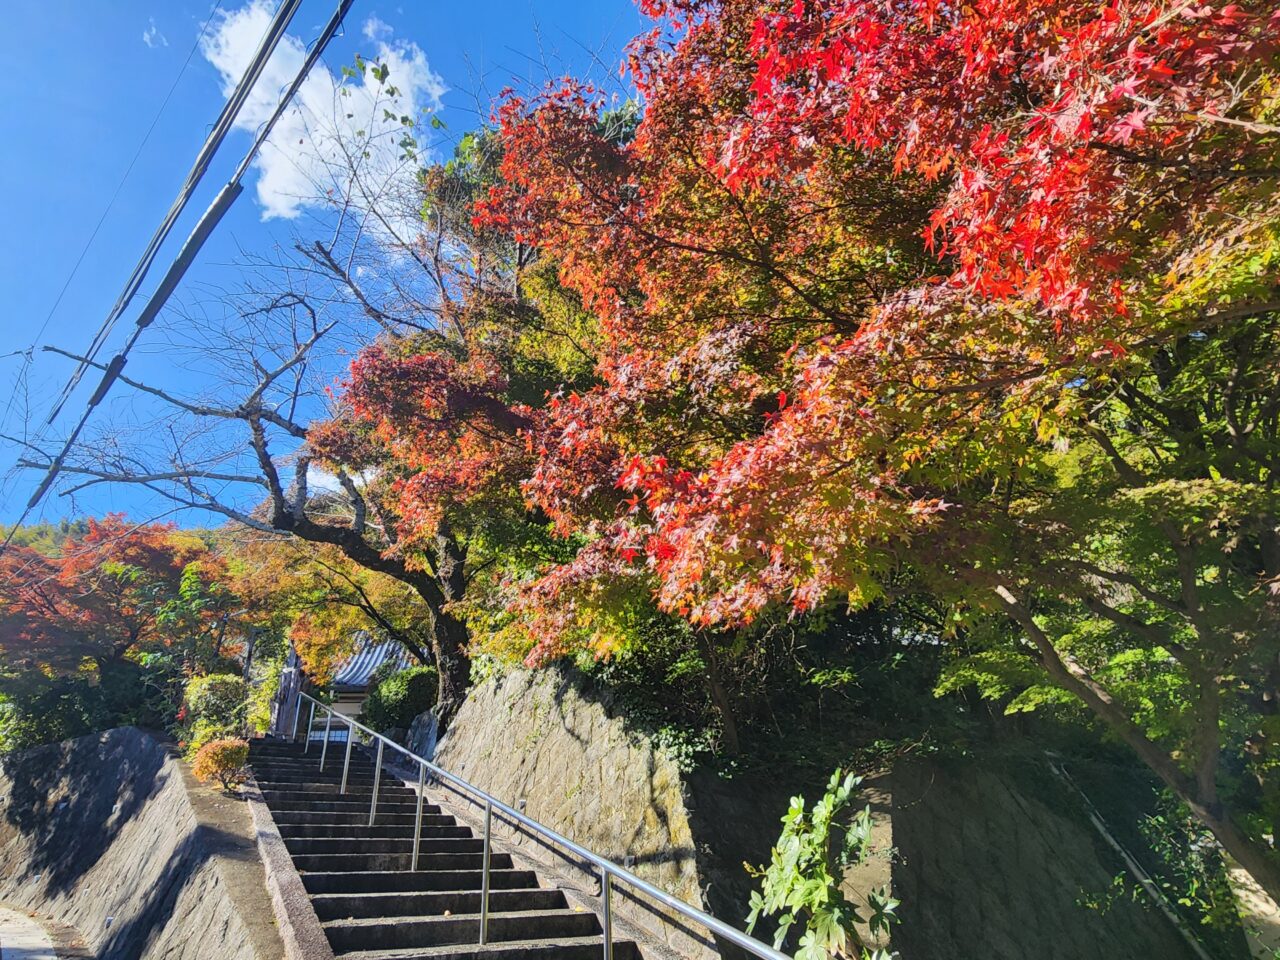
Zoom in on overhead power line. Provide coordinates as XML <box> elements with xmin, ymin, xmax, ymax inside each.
<box><xmin>45</xmin><ymin>0</ymin><xmax>306</xmax><ymax>426</ymax></box>
<box><xmin>2</xmin><ymin>3</ymin><xmax>227</xmax><ymax>460</ymax></box>
<box><xmin>3</xmin><ymin>0</ymin><xmax>360</xmax><ymax>552</ymax></box>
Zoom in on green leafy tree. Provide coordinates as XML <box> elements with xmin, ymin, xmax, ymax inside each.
<box><xmin>179</xmin><ymin>673</ymin><xmax>249</xmax><ymax>757</ymax></box>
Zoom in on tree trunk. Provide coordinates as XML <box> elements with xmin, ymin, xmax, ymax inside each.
<box><xmin>1190</xmin><ymin>796</ymin><xmax>1280</xmax><ymax>905</ymax></box>
<box><xmin>430</xmin><ymin>608</ymin><xmax>471</xmax><ymax>730</ymax></box>
<box><xmin>242</xmin><ymin>628</ymin><xmax>257</xmax><ymax>681</ymax></box>
<box><xmin>278</xmin><ymin>513</ymin><xmax>475</xmax><ymax>725</ymax></box>
<box><xmin>696</xmin><ymin>632</ymin><xmax>741</xmax><ymax>756</ymax></box>
<box><xmin>429</xmin><ymin>520</ymin><xmax>472</xmax><ymax>729</ymax></box>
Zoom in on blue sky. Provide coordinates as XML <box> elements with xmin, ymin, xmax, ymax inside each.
<box><xmin>0</xmin><ymin>0</ymin><xmax>646</xmax><ymax>526</ymax></box>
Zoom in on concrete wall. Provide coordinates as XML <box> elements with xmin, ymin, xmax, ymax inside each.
<box><xmin>434</xmin><ymin>667</ymin><xmax>716</xmax><ymax>959</ymax></box>
<box><xmin>889</xmin><ymin>759</ymin><xmax>1207</xmax><ymax>960</ymax></box>
<box><xmin>0</xmin><ymin>728</ymin><xmax>283</xmax><ymax>960</ymax></box>
<box><xmin>688</xmin><ymin>757</ymin><xmax>1214</xmax><ymax>960</ymax></box>
<box><xmin>433</xmin><ymin>668</ymin><xmax>1221</xmax><ymax>960</ymax></box>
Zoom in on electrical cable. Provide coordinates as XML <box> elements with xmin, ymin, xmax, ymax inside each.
<box><xmin>26</xmin><ymin>2</ymin><xmax>227</xmax><ymax>363</ymax></box>
<box><xmin>45</xmin><ymin>0</ymin><xmax>305</xmax><ymax>426</ymax></box>
<box><xmin>4</xmin><ymin>3</ymin><xmax>227</xmax><ymax>447</ymax></box>
<box><xmin>2</xmin><ymin>0</ymin><xmax>359</xmax><ymax>554</ymax></box>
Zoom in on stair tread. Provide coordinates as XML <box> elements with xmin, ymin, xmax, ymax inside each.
<box><xmin>313</xmin><ymin>888</ymin><xmax>546</xmax><ymax>900</ymax></box>
<box><xmin>334</xmin><ymin>936</ymin><xmax>630</xmax><ymax>959</ymax></box>
<box><xmin>290</xmin><ymin>834</ymin><xmax>471</xmax><ymax>839</ymax></box>
<box><xmin>324</xmin><ymin>908</ymin><xmax>590</xmax><ymax>929</ymax></box>
<box><xmin>255</xmin><ymin>743</ymin><xmax>629</xmax><ymax>959</ymax></box>
<box><xmin>302</xmin><ymin>869</ymin><xmax>534</xmax><ymax>882</ymax></box>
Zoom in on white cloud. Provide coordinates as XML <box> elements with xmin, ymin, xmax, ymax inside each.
<box><xmin>307</xmin><ymin>464</ymin><xmax>377</xmax><ymax>494</ymax></box>
<box><xmin>306</xmin><ymin>464</ymin><xmax>342</xmax><ymax>494</ymax></box>
<box><xmin>363</xmin><ymin>16</ymin><xmax>393</xmax><ymax>42</ymax></box>
<box><xmin>143</xmin><ymin>17</ymin><xmax>168</xmax><ymax>48</ymax></box>
<box><xmin>199</xmin><ymin>1</ymin><xmax>446</xmax><ymax>222</ymax></box>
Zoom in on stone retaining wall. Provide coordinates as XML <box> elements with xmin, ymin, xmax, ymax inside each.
<box><xmin>433</xmin><ymin>669</ymin><xmax>1221</xmax><ymax>960</ymax></box>
<box><xmin>434</xmin><ymin>667</ymin><xmax>715</xmax><ymax>959</ymax></box>
<box><xmin>0</xmin><ymin>728</ymin><xmax>283</xmax><ymax>960</ymax></box>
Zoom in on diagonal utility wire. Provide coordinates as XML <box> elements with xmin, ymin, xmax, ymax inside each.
<box><xmin>27</xmin><ymin>3</ymin><xmax>227</xmax><ymax>363</ymax></box>
<box><xmin>2</xmin><ymin>0</ymin><xmax>360</xmax><ymax>554</ymax></box>
<box><xmin>4</xmin><ymin>3</ymin><xmax>226</xmax><ymax>443</ymax></box>
<box><xmin>45</xmin><ymin>0</ymin><xmax>306</xmax><ymax>427</ymax></box>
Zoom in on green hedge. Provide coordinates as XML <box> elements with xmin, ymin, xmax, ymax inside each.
<box><xmin>184</xmin><ymin>673</ymin><xmax>247</xmax><ymax>727</ymax></box>
<box><xmin>360</xmin><ymin>665</ymin><xmax>438</xmax><ymax>732</ymax></box>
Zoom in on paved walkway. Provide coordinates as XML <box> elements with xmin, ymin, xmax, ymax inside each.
<box><xmin>0</xmin><ymin>907</ymin><xmax>57</xmax><ymax>960</ymax></box>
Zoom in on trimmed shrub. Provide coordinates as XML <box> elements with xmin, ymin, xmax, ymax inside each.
<box><xmin>192</xmin><ymin>738</ymin><xmax>249</xmax><ymax>791</ymax></box>
<box><xmin>246</xmin><ymin>657</ymin><xmax>284</xmax><ymax>735</ymax></box>
<box><xmin>360</xmin><ymin>665</ymin><xmax>438</xmax><ymax>732</ymax></box>
<box><xmin>184</xmin><ymin>673</ymin><xmax>248</xmax><ymax>727</ymax></box>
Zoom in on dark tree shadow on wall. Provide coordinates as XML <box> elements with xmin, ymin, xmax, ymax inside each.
<box><xmin>0</xmin><ymin>727</ymin><xmax>167</xmax><ymax>897</ymax></box>
<box><xmin>92</xmin><ymin>822</ymin><xmax>248</xmax><ymax>960</ymax></box>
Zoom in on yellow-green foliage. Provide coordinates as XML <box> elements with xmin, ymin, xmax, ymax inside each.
<box><xmin>246</xmin><ymin>657</ymin><xmax>284</xmax><ymax>735</ymax></box>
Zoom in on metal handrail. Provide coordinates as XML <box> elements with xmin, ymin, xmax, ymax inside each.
<box><xmin>289</xmin><ymin>691</ymin><xmax>789</xmax><ymax>960</ymax></box>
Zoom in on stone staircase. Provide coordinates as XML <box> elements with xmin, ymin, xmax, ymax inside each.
<box><xmin>249</xmin><ymin>739</ymin><xmax>640</xmax><ymax>960</ymax></box>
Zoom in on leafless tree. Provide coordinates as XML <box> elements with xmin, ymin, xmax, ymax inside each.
<box><xmin>13</xmin><ymin>73</ymin><xmax>517</xmax><ymax>719</ymax></box>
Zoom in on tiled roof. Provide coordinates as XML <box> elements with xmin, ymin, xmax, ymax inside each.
<box><xmin>331</xmin><ymin>633</ymin><xmax>414</xmax><ymax>691</ymax></box>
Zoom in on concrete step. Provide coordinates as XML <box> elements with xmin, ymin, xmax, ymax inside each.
<box><xmin>261</xmin><ymin>791</ymin><xmax>422</xmax><ymax>808</ymax></box>
<box><xmin>258</xmin><ymin>782</ymin><xmax>411</xmax><ymax>797</ymax></box>
<box><xmin>259</xmin><ymin>778</ymin><xmax>414</xmax><ymax>793</ymax></box>
<box><xmin>251</xmin><ymin>756</ymin><xmax>377</xmax><ymax>769</ymax></box>
<box><xmin>270</xmin><ymin>811</ymin><xmax>449</xmax><ymax>827</ymax></box>
<box><xmin>291</xmin><ymin>851</ymin><xmax>516</xmax><ymax>874</ymax></box>
<box><xmin>250</xmin><ymin>752</ymin><xmax>360</xmax><ymax>768</ymax></box>
<box><xmin>252</xmin><ymin>763</ymin><xmax>383</xmax><ymax>781</ymax></box>
<box><xmin>249</xmin><ymin>740</ymin><xmax>306</xmax><ymax>749</ymax></box>
<box><xmin>252</xmin><ymin>740</ymin><xmax>638</xmax><ymax>960</ymax></box>
<box><xmin>302</xmin><ymin>869</ymin><xmax>540</xmax><ymax>896</ymax></box>
<box><xmin>256</xmin><ymin>778</ymin><xmax>383</xmax><ymax>791</ymax></box>
<box><xmin>249</xmin><ymin>746</ymin><xmax>317</xmax><ymax>758</ymax></box>
<box><xmin>276</xmin><ymin>822</ymin><xmax>464</xmax><ymax>840</ymax></box>
<box><xmin>265</xmin><ymin>810</ymin><xmax>440</xmax><ymax>826</ymax></box>
<box><xmin>263</xmin><ymin>801</ymin><xmax>435</xmax><ymax>819</ymax></box>
<box><xmin>310</xmin><ymin>888</ymin><xmax>567</xmax><ymax>921</ymax></box>
<box><xmin>332</xmin><ymin>940</ymin><xmax>640</xmax><ymax>960</ymax></box>
<box><xmin>252</xmin><ymin>763</ymin><xmax>379</xmax><ymax>775</ymax></box>
<box><xmin>324</xmin><ymin>909</ymin><xmax>602</xmax><ymax>953</ymax></box>
<box><xmin>284</xmin><ymin>837</ymin><xmax>484</xmax><ymax>856</ymax></box>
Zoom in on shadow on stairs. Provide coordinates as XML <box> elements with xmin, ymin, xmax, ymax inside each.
<box><xmin>249</xmin><ymin>738</ymin><xmax>642</xmax><ymax>960</ymax></box>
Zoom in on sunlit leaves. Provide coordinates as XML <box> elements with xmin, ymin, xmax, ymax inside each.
<box><xmin>0</xmin><ymin>516</ymin><xmax>235</xmax><ymax>674</ymax></box>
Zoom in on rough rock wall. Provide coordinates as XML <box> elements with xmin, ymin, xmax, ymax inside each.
<box><xmin>434</xmin><ymin>668</ymin><xmax>714</xmax><ymax>958</ymax></box>
<box><xmin>0</xmin><ymin>728</ymin><xmax>279</xmax><ymax>960</ymax></box>
<box><xmin>436</xmin><ymin>670</ymin><xmax>1214</xmax><ymax>960</ymax></box>
<box><xmin>890</xmin><ymin>759</ymin><xmax>1205</xmax><ymax>960</ymax></box>
<box><xmin>691</xmin><ymin>758</ymin><xmax>1209</xmax><ymax>959</ymax></box>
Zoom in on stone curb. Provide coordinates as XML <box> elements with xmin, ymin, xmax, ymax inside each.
<box><xmin>167</xmin><ymin>747</ymin><xmax>288</xmax><ymax>960</ymax></box>
<box><xmin>243</xmin><ymin>776</ymin><xmax>336</xmax><ymax>960</ymax></box>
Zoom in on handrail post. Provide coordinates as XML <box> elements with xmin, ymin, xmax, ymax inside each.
<box><xmin>601</xmin><ymin>868</ymin><xmax>614</xmax><ymax>960</ymax></box>
<box><xmin>302</xmin><ymin>700</ymin><xmax>315</xmax><ymax>753</ymax></box>
<box><xmin>368</xmin><ymin>739</ymin><xmax>384</xmax><ymax>827</ymax></box>
<box><xmin>289</xmin><ymin>692</ymin><xmax>794</xmax><ymax>960</ymax></box>
<box><xmin>290</xmin><ymin>693</ymin><xmax>302</xmax><ymax>742</ymax></box>
<box><xmin>479</xmin><ymin>800</ymin><xmax>492</xmax><ymax>944</ymax></box>
<box><xmin>340</xmin><ymin>719</ymin><xmax>355</xmax><ymax>794</ymax></box>
<box><xmin>319</xmin><ymin>710</ymin><xmax>333</xmax><ymax>770</ymax></box>
<box><xmin>411</xmin><ymin>762</ymin><xmax>426</xmax><ymax>871</ymax></box>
